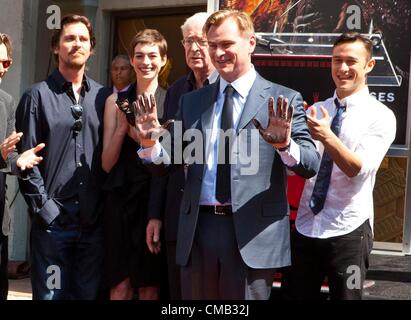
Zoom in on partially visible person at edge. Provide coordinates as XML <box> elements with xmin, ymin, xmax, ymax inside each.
<box><xmin>15</xmin><ymin>15</ymin><xmax>111</xmax><ymax>300</ymax></box>
<box><xmin>134</xmin><ymin>9</ymin><xmax>320</xmax><ymax>300</ymax></box>
<box><xmin>145</xmin><ymin>12</ymin><xmax>217</xmax><ymax>300</ymax></box>
<box><xmin>281</xmin><ymin>32</ymin><xmax>396</xmax><ymax>300</ymax></box>
<box><xmin>102</xmin><ymin>29</ymin><xmax>168</xmax><ymax>300</ymax></box>
<box><xmin>0</xmin><ymin>32</ymin><xmax>44</xmax><ymax>300</ymax></box>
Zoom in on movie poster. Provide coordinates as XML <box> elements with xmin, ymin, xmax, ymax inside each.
<box><xmin>219</xmin><ymin>0</ymin><xmax>411</xmax><ymax>145</ymax></box>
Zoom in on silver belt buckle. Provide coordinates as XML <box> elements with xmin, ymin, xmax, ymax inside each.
<box><xmin>214</xmin><ymin>205</ymin><xmax>226</xmax><ymax>215</ymax></box>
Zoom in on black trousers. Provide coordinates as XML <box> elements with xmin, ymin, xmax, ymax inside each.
<box><xmin>0</xmin><ymin>235</ymin><xmax>8</xmax><ymax>300</ymax></box>
<box><xmin>166</xmin><ymin>241</ymin><xmax>181</xmax><ymax>300</ymax></box>
<box><xmin>281</xmin><ymin>220</ymin><xmax>373</xmax><ymax>300</ymax></box>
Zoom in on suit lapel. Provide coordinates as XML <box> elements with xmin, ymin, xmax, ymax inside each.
<box><xmin>237</xmin><ymin>75</ymin><xmax>271</xmax><ymax>133</ymax></box>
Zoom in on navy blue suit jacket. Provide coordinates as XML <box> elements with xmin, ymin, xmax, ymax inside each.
<box><xmin>148</xmin><ymin>73</ymin><xmax>196</xmax><ymax>242</ymax></box>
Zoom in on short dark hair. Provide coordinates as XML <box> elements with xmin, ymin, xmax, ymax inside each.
<box><xmin>0</xmin><ymin>33</ymin><xmax>13</xmax><ymax>59</ymax></box>
<box><xmin>128</xmin><ymin>29</ymin><xmax>167</xmax><ymax>59</ymax></box>
<box><xmin>333</xmin><ymin>32</ymin><xmax>373</xmax><ymax>60</ymax></box>
<box><xmin>51</xmin><ymin>15</ymin><xmax>96</xmax><ymax>64</ymax></box>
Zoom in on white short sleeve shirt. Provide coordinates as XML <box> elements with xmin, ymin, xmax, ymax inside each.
<box><xmin>296</xmin><ymin>87</ymin><xmax>396</xmax><ymax>238</ymax></box>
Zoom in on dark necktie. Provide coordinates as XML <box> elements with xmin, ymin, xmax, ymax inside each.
<box><xmin>309</xmin><ymin>98</ymin><xmax>346</xmax><ymax>215</ymax></box>
<box><xmin>203</xmin><ymin>78</ymin><xmax>210</xmax><ymax>87</ymax></box>
<box><xmin>215</xmin><ymin>85</ymin><xmax>235</xmax><ymax>204</ymax></box>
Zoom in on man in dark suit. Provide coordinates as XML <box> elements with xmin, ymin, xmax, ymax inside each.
<box><xmin>145</xmin><ymin>12</ymin><xmax>217</xmax><ymax>300</ymax></box>
<box><xmin>0</xmin><ymin>32</ymin><xmax>44</xmax><ymax>300</ymax></box>
<box><xmin>136</xmin><ymin>9</ymin><xmax>320</xmax><ymax>300</ymax></box>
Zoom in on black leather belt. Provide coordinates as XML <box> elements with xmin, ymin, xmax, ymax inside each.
<box><xmin>199</xmin><ymin>205</ymin><xmax>233</xmax><ymax>216</ymax></box>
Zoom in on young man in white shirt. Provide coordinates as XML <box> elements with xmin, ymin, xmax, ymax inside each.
<box><xmin>281</xmin><ymin>31</ymin><xmax>396</xmax><ymax>300</ymax></box>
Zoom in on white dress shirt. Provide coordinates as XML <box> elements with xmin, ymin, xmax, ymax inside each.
<box><xmin>113</xmin><ymin>84</ymin><xmax>131</xmax><ymax>94</ymax></box>
<box><xmin>296</xmin><ymin>87</ymin><xmax>396</xmax><ymax>238</ymax></box>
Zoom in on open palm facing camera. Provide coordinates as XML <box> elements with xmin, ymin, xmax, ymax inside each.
<box><xmin>252</xmin><ymin>95</ymin><xmax>294</xmax><ymax>150</ymax></box>
<box><xmin>132</xmin><ymin>93</ymin><xmax>174</xmax><ymax>148</ymax></box>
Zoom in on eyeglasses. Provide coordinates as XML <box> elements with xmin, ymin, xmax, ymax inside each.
<box><xmin>70</xmin><ymin>104</ymin><xmax>83</xmax><ymax>134</ymax></box>
<box><xmin>181</xmin><ymin>38</ymin><xmax>208</xmax><ymax>48</ymax></box>
<box><xmin>0</xmin><ymin>59</ymin><xmax>12</xmax><ymax>69</ymax></box>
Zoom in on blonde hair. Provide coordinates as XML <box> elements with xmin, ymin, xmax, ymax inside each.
<box><xmin>203</xmin><ymin>9</ymin><xmax>254</xmax><ymax>36</ymax></box>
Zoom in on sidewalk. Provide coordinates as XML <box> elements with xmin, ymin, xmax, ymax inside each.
<box><xmin>271</xmin><ymin>252</ymin><xmax>411</xmax><ymax>300</ymax></box>
<box><xmin>7</xmin><ymin>277</ymin><xmax>32</xmax><ymax>300</ymax></box>
<box><xmin>6</xmin><ymin>253</ymin><xmax>411</xmax><ymax>300</ymax></box>
<box><xmin>364</xmin><ymin>252</ymin><xmax>411</xmax><ymax>300</ymax></box>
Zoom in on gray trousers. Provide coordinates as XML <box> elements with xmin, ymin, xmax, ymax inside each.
<box><xmin>180</xmin><ymin>211</ymin><xmax>275</xmax><ymax>300</ymax></box>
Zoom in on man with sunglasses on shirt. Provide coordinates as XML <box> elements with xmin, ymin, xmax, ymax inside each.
<box><xmin>0</xmin><ymin>32</ymin><xmax>45</xmax><ymax>300</ymax></box>
<box><xmin>15</xmin><ymin>16</ymin><xmax>110</xmax><ymax>300</ymax></box>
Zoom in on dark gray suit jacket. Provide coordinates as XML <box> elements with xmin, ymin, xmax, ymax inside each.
<box><xmin>153</xmin><ymin>74</ymin><xmax>320</xmax><ymax>268</ymax></box>
<box><xmin>0</xmin><ymin>89</ymin><xmax>18</xmax><ymax>236</ymax></box>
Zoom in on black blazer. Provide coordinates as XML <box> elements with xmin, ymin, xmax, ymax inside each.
<box><xmin>147</xmin><ymin>74</ymin><xmax>196</xmax><ymax>242</ymax></box>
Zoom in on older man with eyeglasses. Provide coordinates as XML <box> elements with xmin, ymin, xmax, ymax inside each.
<box><xmin>145</xmin><ymin>12</ymin><xmax>217</xmax><ymax>300</ymax></box>
<box><xmin>15</xmin><ymin>16</ymin><xmax>110</xmax><ymax>300</ymax></box>
<box><xmin>0</xmin><ymin>32</ymin><xmax>45</xmax><ymax>300</ymax></box>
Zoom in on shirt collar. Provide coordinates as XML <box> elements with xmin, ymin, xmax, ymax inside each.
<box><xmin>186</xmin><ymin>71</ymin><xmax>196</xmax><ymax>88</ymax></box>
<box><xmin>333</xmin><ymin>87</ymin><xmax>369</xmax><ymax>109</ymax></box>
<box><xmin>207</xmin><ymin>69</ymin><xmax>219</xmax><ymax>85</ymax></box>
<box><xmin>51</xmin><ymin>68</ymin><xmax>90</xmax><ymax>93</ymax></box>
<box><xmin>113</xmin><ymin>84</ymin><xmax>131</xmax><ymax>93</ymax></box>
<box><xmin>219</xmin><ymin>66</ymin><xmax>256</xmax><ymax>99</ymax></box>
<box><xmin>186</xmin><ymin>69</ymin><xmax>219</xmax><ymax>88</ymax></box>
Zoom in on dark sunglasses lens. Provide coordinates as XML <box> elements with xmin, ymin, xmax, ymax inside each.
<box><xmin>73</xmin><ymin>119</ymin><xmax>82</xmax><ymax>133</ymax></box>
<box><xmin>71</xmin><ymin>104</ymin><xmax>83</xmax><ymax>133</ymax></box>
<box><xmin>71</xmin><ymin>104</ymin><xmax>83</xmax><ymax>119</ymax></box>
